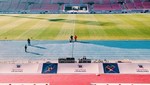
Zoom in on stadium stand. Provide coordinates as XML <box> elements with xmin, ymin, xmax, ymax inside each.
<box><xmin>125</xmin><ymin>3</ymin><xmax>135</xmax><ymax>10</ymax></box>
<box><xmin>134</xmin><ymin>0</ymin><xmax>144</xmax><ymax>9</ymax></box>
<box><xmin>143</xmin><ymin>1</ymin><xmax>150</xmax><ymax>9</ymax></box>
<box><xmin>0</xmin><ymin>58</ymin><xmax>150</xmax><ymax>74</ymax></box>
<box><xmin>111</xmin><ymin>4</ymin><xmax>122</xmax><ymax>10</ymax></box>
<box><xmin>0</xmin><ymin>0</ymin><xmax>149</xmax><ymax>14</ymax></box>
<box><xmin>83</xmin><ymin>0</ymin><xmax>100</xmax><ymax>4</ymax></box>
<box><xmin>72</xmin><ymin>0</ymin><xmax>81</xmax><ymax>4</ymax></box>
<box><xmin>93</xmin><ymin>4</ymin><xmax>112</xmax><ymax>10</ymax></box>
<box><xmin>8</xmin><ymin>0</ymin><xmax>20</xmax><ymax>11</ymax></box>
<box><xmin>103</xmin><ymin>0</ymin><xmax>111</xmax><ymax>4</ymax></box>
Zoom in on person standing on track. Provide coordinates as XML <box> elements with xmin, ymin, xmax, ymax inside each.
<box><xmin>25</xmin><ymin>45</ymin><xmax>27</xmax><ymax>52</ymax></box>
<box><xmin>74</xmin><ymin>35</ymin><xmax>77</xmax><ymax>42</ymax></box>
<box><xmin>27</xmin><ymin>38</ymin><xmax>31</xmax><ymax>46</ymax></box>
<box><xmin>70</xmin><ymin>35</ymin><xmax>73</xmax><ymax>42</ymax></box>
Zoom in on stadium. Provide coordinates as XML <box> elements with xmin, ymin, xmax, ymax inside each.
<box><xmin>0</xmin><ymin>0</ymin><xmax>150</xmax><ymax>85</ymax></box>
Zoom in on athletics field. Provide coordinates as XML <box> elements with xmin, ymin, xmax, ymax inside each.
<box><xmin>0</xmin><ymin>14</ymin><xmax>150</xmax><ymax>40</ymax></box>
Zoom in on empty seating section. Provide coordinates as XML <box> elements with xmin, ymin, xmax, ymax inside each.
<box><xmin>134</xmin><ymin>2</ymin><xmax>143</xmax><ymax>9</ymax></box>
<box><xmin>62</xmin><ymin>0</ymin><xmax>70</xmax><ymax>4</ymax></box>
<box><xmin>110</xmin><ymin>0</ymin><xmax>121</xmax><ymax>10</ymax></box>
<box><xmin>52</xmin><ymin>0</ymin><xmax>70</xmax><ymax>4</ymax></box>
<box><xmin>17</xmin><ymin>3</ymin><xmax>27</xmax><ymax>10</ymax></box>
<box><xmin>83</xmin><ymin>0</ymin><xmax>100</xmax><ymax>4</ymax></box>
<box><xmin>51</xmin><ymin>0</ymin><xmax>59</xmax><ymax>4</ymax></box>
<box><xmin>0</xmin><ymin>2</ymin><xmax>2</xmax><ymax>10</ymax></box>
<box><xmin>124</xmin><ymin>0</ymin><xmax>150</xmax><ymax>10</ymax></box>
<box><xmin>72</xmin><ymin>0</ymin><xmax>81</xmax><ymax>4</ymax></box>
<box><xmin>111</xmin><ymin>0</ymin><xmax>119</xmax><ymax>4</ymax></box>
<box><xmin>133</xmin><ymin>0</ymin><xmax>143</xmax><ymax>9</ymax></box>
<box><xmin>111</xmin><ymin>4</ymin><xmax>122</xmax><ymax>10</ymax></box>
<box><xmin>0</xmin><ymin>2</ymin><xmax>3</xmax><ymax>10</ymax></box>
<box><xmin>123</xmin><ymin>0</ymin><xmax>135</xmax><ymax>10</ymax></box>
<box><xmin>94</xmin><ymin>4</ymin><xmax>112</xmax><ymax>10</ymax></box>
<box><xmin>0</xmin><ymin>0</ymin><xmax>149</xmax><ymax>12</ymax></box>
<box><xmin>16</xmin><ymin>0</ymin><xmax>27</xmax><ymax>10</ymax></box>
<box><xmin>134</xmin><ymin>0</ymin><xmax>141</xmax><ymax>2</ymax></box>
<box><xmin>42</xmin><ymin>0</ymin><xmax>50</xmax><ymax>4</ymax></box>
<box><xmin>41</xmin><ymin>4</ymin><xmax>59</xmax><ymax>11</ymax></box>
<box><xmin>21</xmin><ymin>0</ymin><xmax>28</xmax><ymax>3</ymax></box>
<box><xmin>29</xmin><ymin>0</ymin><xmax>40</xmax><ymax>3</ymax></box>
<box><xmin>125</xmin><ymin>0</ymin><xmax>132</xmax><ymax>3</ymax></box>
<box><xmin>40</xmin><ymin>0</ymin><xmax>59</xmax><ymax>11</ymax></box>
<box><xmin>9</xmin><ymin>0</ymin><xmax>20</xmax><ymax>11</ymax></box>
<box><xmin>143</xmin><ymin>0</ymin><xmax>150</xmax><ymax>9</ymax></box>
<box><xmin>102</xmin><ymin>0</ymin><xmax>111</xmax><ymax>4</ymax></box>
<box><xmin>30</xmin><ymin>4</ymin><xmax>41</xmax><ymax>11</ymax></box>
<box><xmin>71</xmin><ymin>0</ymin><xmax>81</xmax><ymax>4</ymax></box>
<box><xmin>0</xmin><ymin>1</ymin><xmax>11</xmax><ymax>11</ymax></box>
<box><xmin>126</xmin><ymin>3</ymin><xmax>135</xmax><ymax>9</ymax></box>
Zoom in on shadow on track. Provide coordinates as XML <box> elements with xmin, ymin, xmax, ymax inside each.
<box><xmin>30</xmin><ymin>45</ymin><xmax>46</xmax><ymax>49</ymax></box>
<box><xmin>26</xmin><ymin>51</ymin><xmax>42</xmax><ymax>55</ymax></box>
<box><xmin>75</xmin><ymin>41</ymin><xmax>90</xmax><ymax>44</ymax></box>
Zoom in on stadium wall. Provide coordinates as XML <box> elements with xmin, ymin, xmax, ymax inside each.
<box><xmin>118</xmin><ymin>63</ymin><xmax>150</xmax><ymax>74</ymax></box>
<box><xmin>0</xmin><ymin>63</ymin><xmax>42</xmax><ymax>74</ymax></box>
<box><xmin>0</xmin><ymin>63</ymin><xmax>150</xmax><ymax>74</ymax></box>
<box><xmin>57</xmin><ymin>63</ymin><xmax>99</xmax><ymax>74</ymax></box>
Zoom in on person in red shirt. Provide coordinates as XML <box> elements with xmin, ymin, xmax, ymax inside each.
<box><xmin>74</xmin><ymin>35</ymin><xmax>77</xmax><ymax>42</ymax></box>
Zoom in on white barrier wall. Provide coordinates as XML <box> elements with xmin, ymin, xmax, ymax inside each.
<box><xmin>57</xmin><ymin>63</ymin><xmax>99</xmax><ymax>74</ymax></box>
<box><xmin>0</xmin><ymin>63</ymin><xmax>150</xmax><ymax>74</ymax></box>
<box><xmin>0</xmin><ymin>64</ymin><xmax>41</xmax><ymax>74</ymax></box>
<box><xmin>99</xmin><ymin>63</ymin><xmax>104</xmax><ymax>74</ymax></box>
<box><xmin>118</xmin><ymin>63</ymin><xmax>150</xmax><ymax>74</ymax></box>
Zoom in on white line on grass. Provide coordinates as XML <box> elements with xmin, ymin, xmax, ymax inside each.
<box><xmin>16</xmin><ymin>14</ymin><xmax>60</xmax><ymax>40</ymax></box>
<box><xmin>108</xmin><ymin>15</ymin><xmax>146</xmax><ymax>37</ymax></box>
<box><xmin>0</xmin><ymin>15</ymin><xmax>40</xmax><ymax>36</ymax></box>
<box><xmin>55</xmin><ymin>14</ymin><xmax>76</xmax><ymax>40</ymax></box>
<box><xmin>85</xmin><ymin>14</ymin><xmax>107</xmax><ymax>40</ymax></box>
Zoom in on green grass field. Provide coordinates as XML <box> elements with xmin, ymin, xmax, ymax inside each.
<box><xmin>0</xmin><ymin>14</ymin><xmax>150</xmax><ymax>40</ymax></box>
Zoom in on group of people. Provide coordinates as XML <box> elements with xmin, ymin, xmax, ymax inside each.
<box><xmin>25</xmin><ymin>35</ymin><xmax>78</xmax><ymax>52</ymax></box>
<box><xmin>70</xmin><ymin>35</ymin><xmax>78</xmax><ymax>42</ymax></box>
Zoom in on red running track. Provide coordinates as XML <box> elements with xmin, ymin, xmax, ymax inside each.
<box><xmin>0</xmin><ymin>74</ymin><xmax>150</xmax><ymax>85</ymax></box>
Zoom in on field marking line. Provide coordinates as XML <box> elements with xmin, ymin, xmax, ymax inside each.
<box><xmin>16</xmin><ymin>14</ymin><xmax>60</xmax><ymax>39</ymax></box>
<box><xmin>55</xmin><ymin>14</ymin><xmax>76</xmax><ymax>40</ymax></box>
<box><xmin>0</xmin><ymin>15</ymin><xmax>40</xmax><ymax>35</ymax></box>
<box><xmin>85</xmin><ymin>14</ymin><xmax>108</xmax><ymax>39</ymax></box>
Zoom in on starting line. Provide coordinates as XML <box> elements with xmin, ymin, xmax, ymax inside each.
<box><xmin>0</xmin><ymin>83</ymin><xmax>49</xmax><ymax>85</ymax></box>
<box><xmin>91</xmin><ymin>83</ymin><xmax>150</xmax><ymax>85</ymax></box>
